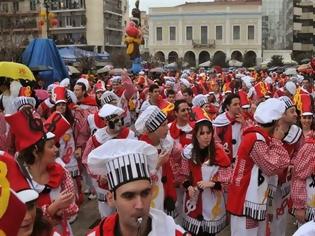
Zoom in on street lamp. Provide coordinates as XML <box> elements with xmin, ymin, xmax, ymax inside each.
<box><xmin>43</xmin><ymin>0</ymin><xmax>59</xmax><ymax>38</ymax></box>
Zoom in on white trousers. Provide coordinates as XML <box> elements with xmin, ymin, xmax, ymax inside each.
<box><xmin>91</xmin><ymin>178</ymin><xmax>114</xmax><ymax>218</ymax></box>
<box><xmin>269</xmin><ymin>188</ymin><xmax>289</xmax><ymax>236</ymax></box>
<box><xmin>231</xmin><ymin>215</ymin><xmax>266</xmax><ymax>236</ymax></box>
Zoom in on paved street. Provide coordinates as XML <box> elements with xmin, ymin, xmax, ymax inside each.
<box><xmin>72</xmin><ymin>197</ymin><xmax>298</xmax><ymax>236</ymax></box>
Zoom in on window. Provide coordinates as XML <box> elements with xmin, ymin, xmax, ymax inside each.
<box><xmin>186</xmin><ymin>26</ymin><xmax>192</xmax><ymax>40</ymax></box>
<box><xmin>170</xmin><ymin>26</ymin><xmax>176</xmax><ymax>41</ymax></box>
<box><xmin>233</xmin><ymin>25</ymin><xmax>240</xmax><ymax>40</ymax></box>
<box><xmin>13</xmin><ymin>2</ymin><xmax>19</xmax><ymax>12</ymax></box>
<box><xmin>216</xmin><ymin>26</ymin><xmax>223</xmax><ymax>40</ymax></box>
<box><xmin>156</xmin><ymin>27</ymin><xmax>162</xmax><ymax>41</ymax></box>
<box><xmin>30</xmin><ymin>0</ymin><xmax>37</xmax><ymax>11</ymax></box>
<box><xmin>248</xmin><ymin>25</ymin><xmax>255</xmax><ymax>40</ymax></box>
<box><xmin>201</xmin><ymin>26</ymin><xmax>208</xmax><ymax>44</ymax></box>
<box><xmin>2</xmin><ymin>3</ymin><xmax>8</xmax><ymax>12</ymax></box>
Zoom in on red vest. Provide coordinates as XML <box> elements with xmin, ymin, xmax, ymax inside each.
<box><xmin>227</xmin><ymin>127</ymin><xmax>270</xmax><ymax>219</ymax></box>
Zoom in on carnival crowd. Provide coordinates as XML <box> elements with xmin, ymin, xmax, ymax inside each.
<box><xmin>1</xmin><ymin>62</ymin><xmax>315</xmax><ymax>236</ymax></box>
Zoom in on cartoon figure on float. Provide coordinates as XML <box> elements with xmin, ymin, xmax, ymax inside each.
<box><xmin>124</xmin><ymin>0</ymin><xmax>144</xmax><ymax>74</ymax></box>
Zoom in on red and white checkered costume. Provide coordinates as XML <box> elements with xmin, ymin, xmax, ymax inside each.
<box><xmin>291</xmin><ymin>138</ymin><xmax>315</xmax><ymax>221</ymax></box>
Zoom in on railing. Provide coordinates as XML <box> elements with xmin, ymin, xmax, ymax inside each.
<box><xmin>53</xmin><ymin>37</ymin><xmax>87</xmax><ymax>45</ymax></box>
<box><xmin>192</xmin><ymin>39</ymin><xmax>215</xmax><ymax>48</ymax></box>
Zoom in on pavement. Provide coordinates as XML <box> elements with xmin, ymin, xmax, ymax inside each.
<box><xmin>72</xmin><ymin>197</ymin><xmax>298</xmax><ymax>236</ymax></box>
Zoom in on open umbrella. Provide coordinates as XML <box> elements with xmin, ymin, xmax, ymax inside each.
<box><xmin>199</xmin><ymin>60</ymin><xmax>211</xmax><ymax>67</ymax></box>
<box><xmin>96</xmin><ymin>66</ymin><xmax>110</xmax><ymax>74</ymax></box>
<box><xmin>0</xmin><ymin>61</ymin><xmax>36</xmax><ymax>81</ymax></box>
<box><xmin>67</xmin><ymin>65</ymin><xmax>80</xmax><ymax>74</ymax></box>
<box><xmin>284</xmin><ymin>67</ymin><xmax>297</xmax><ymax>76</ymax></box>
<box><xmin>228</xmin><ymin>59</ymin><xmax>243</xmax><ymax>67</ymax></box>
<box><xmin>301</xmin><ymin>58</ymin><xmax>311</xmax><ymax>64</ymax></box>
<box><xmin>149</xmin><ymin>67</ymin><xmax>164</xmax><ymax>73</ymax></box>
<box><xmin>109</xmin><ymin>68</ymin><xmax>124</xmax><ymax>75</ymax></box>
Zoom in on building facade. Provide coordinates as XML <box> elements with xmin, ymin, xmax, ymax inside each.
<box><xmin>148</xmin><ymin>0</ymin><xmax>262</xmax><ymax>67</ymax></box>
<box><xmin>292</xmin><ymin>0</ymin><xmax>315</xmax><ymax>60</ymax></box>
<box><xmin>49</xmin><ymin>0</ymin><xmax>128</xmax><ymax>53</ymax></box>
<box><xmin>0</xmin><ymin>0</ymin><xmax>40</xmax><ymax>58</ymax></box>
<box><xmin>0</xmin><ymin>0</ymin><xmax>128</xmax><ymax>55</ymax></box>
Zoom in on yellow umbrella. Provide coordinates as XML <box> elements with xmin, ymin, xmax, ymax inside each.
<box><xmin>0</xmin><ymin>61</ymin><xmax>36</xmax><ymax>81</ymax></box>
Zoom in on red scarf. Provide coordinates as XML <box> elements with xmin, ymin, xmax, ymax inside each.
<box><xmin>169</xmin><ymin>121</ymin><xmax>194</xmax><ymax>147</ymax></box>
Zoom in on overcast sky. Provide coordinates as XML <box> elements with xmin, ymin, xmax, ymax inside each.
<box><xmin>128</xmin><ymin>0</ymin><xmax>212</xmax><ymax>13</ymax></box>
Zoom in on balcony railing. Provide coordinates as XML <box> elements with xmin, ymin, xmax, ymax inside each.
<box><xmin>53</xmin><ymin>37</ymin><xmax>87</xmax><ymax>45</ymax></box>
<box><xmin>192</xmin><ymin>39</ymin><xmax>215</xmax><ymax>49</ymax></box>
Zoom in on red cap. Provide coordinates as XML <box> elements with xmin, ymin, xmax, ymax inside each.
<box><xmin>44</xmin><ymin>111</ymin><xmax>71</xmax><ymax>142</ymax></box>
<box><xmin>238</xmin><ymin>90</ymin><xmax>250</xmax><ymax>109</ymax></box>
<box><xmin>94</xmin><ymin>80</ymin><xmax>106</xmax><ymax>93</ymax></box>
<box><xmin>192</xmin><ymin>106</ymin><xmax>211</xmax><ymax>123</ymax></box>
<box><xmin>254</xmin><ymin>81</ymin><xmax>269</xmax><ymax>99</ymax></box>
<box><xmin>19</xmin><ymin>86</ymin><xmax>32</xmax><ymax>97</ymax></box>
<box><xmin>5</xmin><ymin>110</ymin><xmax>45</xmax><ymax>151</ymax></box>
<box><xmin>52</xmin><ymin>86</ymin><xmax>67</xmax><ymax>104</ymax></box>
<box><xmin>300</xmin><ymin>94</ymin><xmax>313</xmax><ymax>116</ymax></box>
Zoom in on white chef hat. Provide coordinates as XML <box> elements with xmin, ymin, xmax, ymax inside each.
<box><xmin>67</xmin><ymin>89</ymin><xmax>77</xmax><ymax>104</ymax></box>
<box><xmin>241</xmin><ymin>76</ymin><xmax>253</xmax><ymax>89</ymax></box>
<box><xmin>192</xmin><ymin>94</ymin><xmax>208</xmax><ymax>108</ymax></box>
<box><xmin>111</xmin><ymin>76</ymin><xmax>122</xmax><ymax>84</ymax></box>
<box><xmin>14</xmin><ymin>96</ymin><xmax>36</xmax><ymax>110</ymax></box>
<box><xmin>279</xmin><ymin>96</ymin><xmax>294</xmax><ymax>110</ymax></box>
<box><xmin>87</xmin><ymin>139</ymin><xmax>158</xmax><ymax>190</ymax></box>
<box><xmin>16</xmin><ymin>189</ymin><xmax>39</xmax><ymax>204</ymax></box>
<box><xmin>254</xmin><ymin>98</ymin><xmax>286</xmax><ymax>124</ymax></box>
<box><xmin>284</xmin><ymin>81</ymin><xmax>297</xmax><ymax>96</ymax></box>
<box><xmin>60</xmin><ymin>78</ymin><xmax>70</xmax><ymax>87</ymax></box>
<box><xmin>76</xmin><ymin>78</ymin><xmax>89</xmax><ymax>91</ymax></box>
<box><xmin>135</xmin><ymin>105</ymin><xmax>167</xmax><ymax>134</ymax></box>
<box><xmin>98</xmin><ymin>104</ymin><xmax>124</xmax><ymax>121</ymax></box>
<box><xmin>100</xmin><ymin>91</ymin><xmax>119</xmax><ymax>106</ymax></box>
<box><xmin>180</xmin><ymin>78</ymin><xmax>191</xmax><ymax>88</ymax></box>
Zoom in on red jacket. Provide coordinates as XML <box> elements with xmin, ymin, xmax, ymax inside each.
<box><xmin>86</xmin><ymin>209</ymin><xmax>189</xmax><ymax>236</ymax></box>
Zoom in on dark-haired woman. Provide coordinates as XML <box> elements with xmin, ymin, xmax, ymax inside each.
<box><xmin>5</xmin><ymin>107</ymin><xmax>78</xmax><ymax>236</ymax></box>
<box><xmin>50</xmin><ymin>86</ymin><xmax>83</xmax><ymax>212</ymax></box>
<box><xmin>181</xmin><ymin>118</ymin><xmax>231</xmax><ymax>236</ymax></box>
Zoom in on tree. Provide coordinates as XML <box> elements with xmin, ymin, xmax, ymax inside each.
<box><xmin>77</xmin><ymin>56</ymin><xmax>96</xmax><ymax>74</ymax></box>
<box><xmin>111</xmin><ymin>49</ymin><xmax>132</xmax><ymax>68</ymax></box>
<box><xmin>291</xmin><ymin>51</ymin><xmax>313</xmax><ymax>64</ymax></box>
<box><xmin>0</xmin><ymin>3</ymin><xmax>33</xmax><ymax>62</ymax></box>
<box><xmin>268</xmin><ymin>55</ymin><xmax>284</xmax><ymax>67</ymax></box>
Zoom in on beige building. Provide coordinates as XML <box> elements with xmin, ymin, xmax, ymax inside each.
<box><xmin>148</xmin><ymin>0</ymin><xmax>262</xmax><ymax>67</ymax></box>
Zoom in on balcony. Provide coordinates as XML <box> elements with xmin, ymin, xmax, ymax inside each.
<box><xmin>50</xmin><ymin>1</ymin><xmax>86</xmax><ymax>11</ymax></box>
<box><xmin>192</xmin><ymin>39</ymin><xmax>215</xmax><ymax>49</ymax></box>
<box><xmin>53</xmin><ymin>36</ymin><xmax>87</xmax><ymax>47</ymax></box>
